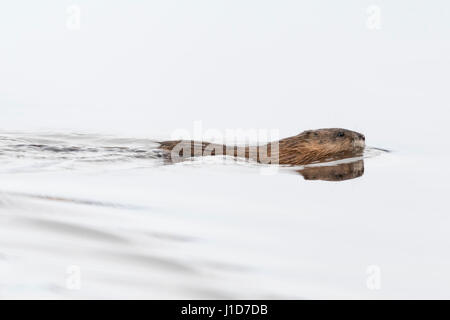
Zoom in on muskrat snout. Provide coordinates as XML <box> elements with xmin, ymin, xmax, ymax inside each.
<box><xmin>353</xmin><ymin>133</ymin><xmax>366</xmax><ymax>149</ymax></box>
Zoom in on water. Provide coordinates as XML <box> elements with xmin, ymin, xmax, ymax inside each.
<box><xmin>1</xmin><ymin>131</ymin><xmax>448</xmax><ymax>299</ymax></box>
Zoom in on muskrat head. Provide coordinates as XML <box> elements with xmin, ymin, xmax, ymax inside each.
<box><xmin>285</xmin><ymin>128</ymin><xmax>365</xmax><ymax>163</ymax></box>
<box><xmin>299</xmin><ymin>128</ymin><xmax>366</xmax><ymax>156</ymax></box>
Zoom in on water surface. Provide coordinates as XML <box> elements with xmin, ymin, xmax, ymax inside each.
<box><xmin>0</xmin><ymin>132</ymin><xmax>449</xmax><ymax>299</ymax></box>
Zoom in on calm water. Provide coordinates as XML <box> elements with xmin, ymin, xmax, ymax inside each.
<box><xmin>0</xmin><ymin>131</ymin><xmax>449</xmax><ymax>299</ymax></box>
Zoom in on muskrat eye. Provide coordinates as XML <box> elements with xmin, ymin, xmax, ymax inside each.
<box><xmin>337</xmin><ymin>131</ymin><xmax>345</xmax><ymax>137</ymax></box>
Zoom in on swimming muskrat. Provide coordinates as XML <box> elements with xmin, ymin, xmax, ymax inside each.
<box><xmin>159</xmin><ymin>128</ymin><xmax>365</xmax><ymax>166</ymax></box>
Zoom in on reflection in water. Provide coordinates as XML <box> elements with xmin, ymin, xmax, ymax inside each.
<box><xmin>297</xmin><ymin>160</ymin><xmax>364</xmax><ymax>182</ymax></box>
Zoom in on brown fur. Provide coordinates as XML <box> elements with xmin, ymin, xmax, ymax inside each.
<box><xmin>159</xmin><ymin>128</ymin><xmax>365</xmax><ymax>166</ymax></box>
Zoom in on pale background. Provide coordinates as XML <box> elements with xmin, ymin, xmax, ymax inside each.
<box><xmin>1</xmin><ymin>1</ymin><xmax>449</xmax><ymax>151</ymax></box>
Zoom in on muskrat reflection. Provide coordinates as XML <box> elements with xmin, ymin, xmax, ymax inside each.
<box><xmin>297</xmin><ymin>160</ymin><xmax>364</xmax><ymax>182</ymax></box>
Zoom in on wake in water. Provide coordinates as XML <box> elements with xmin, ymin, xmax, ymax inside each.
<box><xmin>0</xmin><ymin>132</ymin><xmax>164</xmax><ymax>173</ymax></box>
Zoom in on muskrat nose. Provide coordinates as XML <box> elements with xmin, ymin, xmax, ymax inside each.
<box><xmin>359</xmin><ymin>134</ymin><xmax>365</xmax><ymax>141</ymax></box>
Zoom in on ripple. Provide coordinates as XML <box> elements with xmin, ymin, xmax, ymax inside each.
<box><xmin>14</xmin><ymin>216</ymin><xmax>129</xmax><ymax>244</ymax></box>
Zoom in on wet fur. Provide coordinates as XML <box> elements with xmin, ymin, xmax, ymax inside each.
<box><xmin>159</xmin><ymin>128</ymin><xmax>365</xmax><ymax>166</ymax></box>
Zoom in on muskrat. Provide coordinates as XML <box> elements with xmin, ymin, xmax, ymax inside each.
<box><xmin>159</xmin><ymin>128</ymin><xmax>365</xmax><ymax>166</ymax></box>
